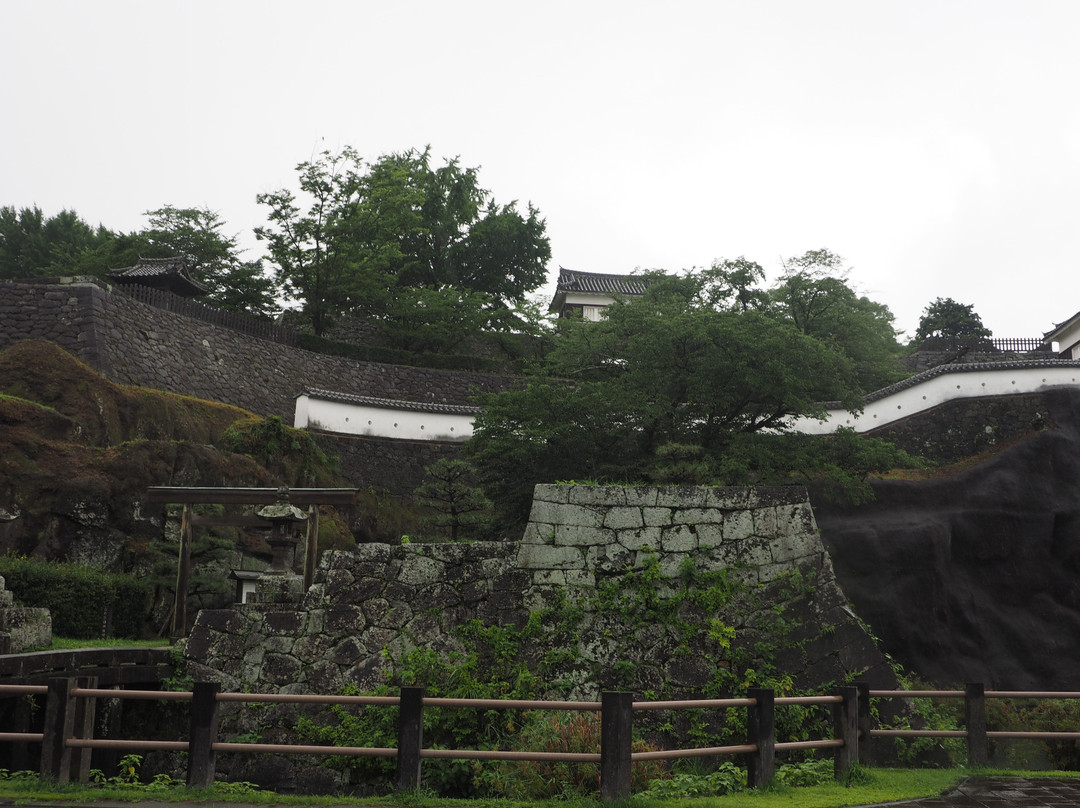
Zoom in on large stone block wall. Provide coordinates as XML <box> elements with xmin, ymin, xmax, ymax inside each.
<box><xmin>185</xmin><ymin>484</ymin><xmax>889</xmax><ymax>699</ymax></box>
<box><xmin>0</xmin><ymin>278</ymin><xmax>516</xmax><ymax>492</ymax></box>
<box><xmin>0</xmin><ymin>278</ymin><xmax>514</xmax><ymax>421</ymax></box>
<box><xmin>521</xmin><ymin>484</ymin><xmax>823</xmax><ymax>588</ymax></box>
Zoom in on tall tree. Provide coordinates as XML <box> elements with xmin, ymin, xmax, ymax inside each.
<box><xmin>141</xmin><ymin>206</ymin><xmax>277</xmax><ymax>317</ymax></box>
<box><xmin>769</xmin><ymin>249</ymin><xmax>905</xmax><ymax>392</ymax></box>
<box><xmin>257</xmin><ymin>146</ymin><xmax>551</xmax><ymax>339</ymax></box>
<box><xmin>0</xmin><ymin>205</ymin><xmax>117</xmax><ymax>279</ymax></box>
<box><xmin>915</xmin><ymin>297</ymin><xmax>992</xmax><ymax>342</ymax></box>
<box><xmin>467</xmin><ymin>272</ymin><xmax>867</xmax><ymax>521</ymax></box>
<box><xmin>255</xmin><ymin>148</ymin><xmax>364</xmax><ymax>335</ymax></box>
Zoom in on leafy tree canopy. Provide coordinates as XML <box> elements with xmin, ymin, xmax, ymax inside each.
<box><xmin>467</xmin><ymin>264</ymin><xmax>912</xmax><ymax>525</ymax></box>
<box><xmin>915</xmin><ymin>297</ymin><xmax>992</xmax><ymax>342</ymax></box>
<box><xmin>141</xmin><ymin>206</ymin><xmax>277</xmax><ymax>317</ymax></box>
<box><xmin>0</xmin><ymin>205</ymin><xmax>121</xmax><ymax>279</ymax></box>
<box><xmin>256</xmin><ymin>146</ymin><xmax>551</xmax><ymax>338</ymax></box>
<box><xmin>769</xmin><ymin>249</ymin><xmax>906</xmax><ymax>391</ymax></box>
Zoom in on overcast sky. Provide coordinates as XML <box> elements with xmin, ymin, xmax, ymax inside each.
<box><xmin>4</xmin><ymin>1</ymin><xmax>1079</xmax><ymax>339</ymax></box>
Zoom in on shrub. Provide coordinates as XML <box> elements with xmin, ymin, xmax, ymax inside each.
<box><xmin>0</xmin><ymin>556</ymin><xmax>152</xmax><ymax>638</ymax></box>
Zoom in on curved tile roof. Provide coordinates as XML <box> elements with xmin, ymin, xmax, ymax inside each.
<box><xmin>297</xmin><ymin>387</ymin><xmax>481</xmax><ymax>415</ymax></box>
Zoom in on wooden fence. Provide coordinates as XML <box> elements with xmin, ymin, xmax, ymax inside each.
<box><xmin>2</xmin><ymin>681</ymin><xmax>1078</xmax><ymax>801</ymax></box>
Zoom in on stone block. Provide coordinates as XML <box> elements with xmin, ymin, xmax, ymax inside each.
<box><xmin>752</xmin><ymin>507</ymin><xmax>777</xmax><ymax>538</ymax></box>
<box><xmin>553</xmin><ymin>523</ymin><xmax>614</xmax><ymax>547</ymax></box>
<box><xmin>527</xmin><ymin>499</ymin><xmax>566</xmax><ymax>526</ymax></box>
<box><xmin>604</xmin><ymin>506</ymin><xmax>644</xmax><ymax>530</ymax></box>
<box><xmin>568</xmin><ymin>485</ymin><xmax>627</xmax><ymax>506</ymax></box>
<box><xmin>641</xmin><ymin>507</ymin><xmax>673</xmax><ymax>527</ymax></box>
<box><xmin>677</xmin><ymin>507</ymin><xmax>724</xmax><ymax>525</ymax></box>
<box><xmin>724</xmin><ymin>510</ymin><xmax>755</xmax><ymax>541</ymax></box>
<box><xmin>521</xmin><ymin>522</ymin><xmax>554</xmax><ymax>544</ymax></box>
<box><xmin>661</xmin><ymin>524</ymin><xmax>698</xmax><ymax>553</ymax></box>
<box><xmin>397</xmin><ymin>552</ymin><xmax>445</xmax><ymax>586</ymax></box>
<box><xmin>654</xmin><ymin>485</ymin><xmax>710</xmax><ymax>507</ymax></box>
<box><xmin>554</xmin><ymin>503</ymin><xmax>607</xmax><ymax>528</ymax></box>
<box><xmin>616</xmin><ymin>526</ymin><xmax>662</xmax><ymax>551</ymax></box>
<box><xmin>516</xmin><ymin>542</ymin><xmax>585</xmax><ymax>570</ymax></box>
<box><xmin>533</xmin><ymin>483</ymin><xmax>570</xmax><ymax>504</ymax></box>
<box><xmin>624</xmin><ymin>487</ymin><xmax>659</xmax><ymax>507</ymax></box>
<box><xmin>695</xmin><ymin>523</ymin><xmax>725</xmax><ymax>549</ymax></box>
<box><xmin>705</xmin><ymin>487</ymin><xmax>753</xmax><ymax>510</ymax></box>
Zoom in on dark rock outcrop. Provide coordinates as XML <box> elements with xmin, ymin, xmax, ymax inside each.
<box><xmin>812</xmin><ymin>387</ymin><xmax>1080</xmax><ymax>689</ymax></box>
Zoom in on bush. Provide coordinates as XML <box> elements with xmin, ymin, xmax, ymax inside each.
<box><xmin>0</xmin><ymin>556</ymin><xmax>152</xmax><ymax>638</ymax></box>
<box><xmin>479</xmin><ymin>710</ymin><xmax>668</xmax><ymax>799</ymax></box>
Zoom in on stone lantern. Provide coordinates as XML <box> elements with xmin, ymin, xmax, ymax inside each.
<box><xmin>253</xmin><ymin>487</ymin><xmax>308</xmax><ymax>605</ymax></box>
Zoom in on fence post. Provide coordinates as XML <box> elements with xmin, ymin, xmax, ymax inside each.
<box><xmin>40</xmin><ymin>677</ymin><xmax>76</xmax><ymax>782</ymax></box>
<box><xmin>71</xmin><ymin>676</ymin><xmax>98</xmax><ymax>783</ymax></box>
<box><xmin>600</xmin><ymin>691</ymin><xmax>633</xmax><ymax>802</ymax></box>
<box><xmin>187</xmin><ymin>681</ymin><xmax>221</xmax><ymax>789</ymax></box>
<box><xmin>965</xmin><ymin>682</ymin><xmax>988</xmax><ymax>767</ymax></box>
<box><xmin>396</xmin><ymin>686</ymin><xmax>425</xmax><ymax>792</ymax></box>
<box><xmin>855</xmin><ymin>681</ymin><xmax>873</xmax><ymax>765</ymax></box>
<box><xmin>746</xmin><ymin>688</ymin><xmax>775</xmax><ymax>788</ymax></box>
<box><xmin>833</xmin><ymin>686</ymin><xmax>858</xmax><ymax>780</ymax></box>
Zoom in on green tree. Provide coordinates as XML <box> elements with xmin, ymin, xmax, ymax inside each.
<box><xmin>414</xmin><ymin>459</ymin><xmax>493</xmax><ymax>540</ymax></box>
<box><xmin>0</xmin><ymin>205</ymin><xmax>120</xmax><ymax>278</ymax></box>
<box><xmin>467</xmin><ymin>272</ymin><xmax>869</xmax><ymax>523</ymax></box>
<box><xmin>255</xmin><ymin>148</ymin><xmax>364</xmax><ymax>336</ymax></box>
<box><xmin>141</xmin><ymin>205</ymin><xmax>277</xmax><ymax>316</ymax></box>
<box><xmin>257</xmin><ymin>146</ymin><xmax>551</xmax><ymax>341</ymax></box>
<box><xmin>769</xmin><ymin>249</ymin><xmax>906</xmax><ymax>392</ymax></box>
<box><xmin>915</xmin><ymin>297</ymin><xmax>992</xmax><ymax>342</ymax></box>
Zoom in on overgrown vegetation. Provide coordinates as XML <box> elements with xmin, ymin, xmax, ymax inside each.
<box><xmin>290</xmin><ymin>553</ymin><xmax>838</xmax><ymax>798</ymax></box>
<box><xmin>0</xmin><ymin>555</ymin><xmax>151</xmax><ymax>638</ymax></box>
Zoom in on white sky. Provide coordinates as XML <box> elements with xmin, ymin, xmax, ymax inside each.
<box><xmin>4</xmin><ymin>0</ymin><xmax>1079</xmax><ymax>339</ymax></box>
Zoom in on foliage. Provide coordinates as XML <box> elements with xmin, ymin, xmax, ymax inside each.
<box><xmin>220</xmin><ymin>415</ymin><xmax>338</xmax><ymax>487</ymax></box>
<box><xmin>915</xmin><ymin>297</ymin><xmax>992</xmax><ymax>342</ymax></box>
<box><xmin>140</xmin><ymin>206</ymin><xmax>277</xmax><ymax>317</ymax></box>
<box><xmin>479</xmin><ymin>710</ymin><xmax>668</xmax><ymax>799</ymax></box>
<box><xmin>642</xmin><ymin>762</ymin><xmax>745</xmax><ymax>798</ymax></box>
<box><xmin>467</xmin><ymin>265</ymin><xmax>918</xmax><ymax>525</ymax></box>
<box><xmin>771</xmin><ymin>249</ymin><xmax>906</xmax><ymax>391</ymax></box>
<box><xmin>0</xmin><ymin>205</ymin><xmax>157</xmax><ymax>280</ymax></box>
<box><xmin>414</xmin><ymin>459</ymin><xmax>493</xmax><ymax>540</ymax></box>
<box><xmin>986</xmin><ymin>697</ymin><xmax>1080</xmax><ymax>770</ymax></box>
<box><xmin>257</xmin><ymin>146</ymin><xmax>550</xmax><ymax>342</ymax></box>
<box><xmin>0</xmin><ymin>555</ymin><xmax>152</xmax><ymax>638</ymax></box>
<box><xmin>256</xmin><ymin>148</ymin><xmax>362</xmax><ymax>336</ymax></box>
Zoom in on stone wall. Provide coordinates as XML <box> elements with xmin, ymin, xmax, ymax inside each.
<box><xmin>866</xmin><ymin>393</ymin><xmax>1052</xmax><ymax>465</ymax></box>
<box><xmin>0</xmin><ymin>278</ymin><xmax>516</xmax><ymax>493</ymax></box>
<box><xmin>185</xmin><ymin>483</ymin><xmax>890</xmax><ymax>700</ymax></box>
<box><xmin>0</xmin><ymin>278</ymin><xmax>514</xmax><ymax>421</ymax></box>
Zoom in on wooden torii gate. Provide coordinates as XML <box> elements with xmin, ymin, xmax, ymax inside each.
<box><xmin>145</xmin><ymin>487</ymin><xmax>360</xmax><ymax>637</ymax></box>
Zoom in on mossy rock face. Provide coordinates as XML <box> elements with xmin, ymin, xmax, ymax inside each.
<box><xmin>0</xmin><ymin>340</ymin><xmax>354</xmax><ymax>628</ymax></box>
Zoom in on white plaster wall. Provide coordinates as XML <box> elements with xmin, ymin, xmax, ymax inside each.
<box><xmin>293</xmin><ymin>395</ymin><xmax>473</xmax><ymax>441</ymax></box>
<box><xmin>791</xmin><ymin>365</ymin><xmax>1080</xmax><ymax>434</ymax></box>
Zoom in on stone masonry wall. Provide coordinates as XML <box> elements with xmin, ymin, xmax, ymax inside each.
<box><xmin>0</xmin><ymin>278</ymin><xmax>516</xmax><ymax>492</ymax></box>
<box><xmin>185</xmin><ymin>484</ymin><xmax>890</xmax><ymax>701</ymax></box>
<box><xmin>0</xmin><ymin>278</ymin><xmax>515</xmax><ymax>421</ymax></box>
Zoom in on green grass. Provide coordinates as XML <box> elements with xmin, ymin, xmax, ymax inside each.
<box><xmin>0</xmin><ymin>768</ymin><xmax>962</xmax><ymax>807</ymax></box>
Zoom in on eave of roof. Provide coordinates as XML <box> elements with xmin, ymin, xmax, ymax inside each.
<box><xmin>297</xmin><ymin>387</ymin><xmax>481</xmax><ymax>415</ymax></box>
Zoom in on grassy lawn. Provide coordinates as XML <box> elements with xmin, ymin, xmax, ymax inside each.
<box><xmin>0</xmin><ymin>768</ymin><xmax>964</xmax><ymax>807</ymax></box>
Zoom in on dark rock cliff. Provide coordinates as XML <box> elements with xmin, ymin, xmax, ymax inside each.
<box><xmin>811</xmin><ymin>387</ymin><xmax>1080</xmax><ymax>689</ymax></box>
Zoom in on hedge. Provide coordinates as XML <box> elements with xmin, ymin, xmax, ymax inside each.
<box><xmin>0</xmin><ymin>556</ymin><xmax>152</xmax><ymax>638</ymax></box>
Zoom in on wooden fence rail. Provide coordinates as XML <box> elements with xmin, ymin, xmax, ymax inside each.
<box><xmin>2</xmin><ymin>681</ymin><xmax>1078</xmax><ymax>800</ymax></box>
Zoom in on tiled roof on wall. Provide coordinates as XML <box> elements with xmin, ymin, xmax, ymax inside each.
<box><xmin>297</xmin><ymin>387</ymin><xmax>482</xmax><ymax>415</ymax></box>
<box><xmin>109</xmin><ymin>257</ymin><xmax>208</xmax><ymax>296</ymax></box>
